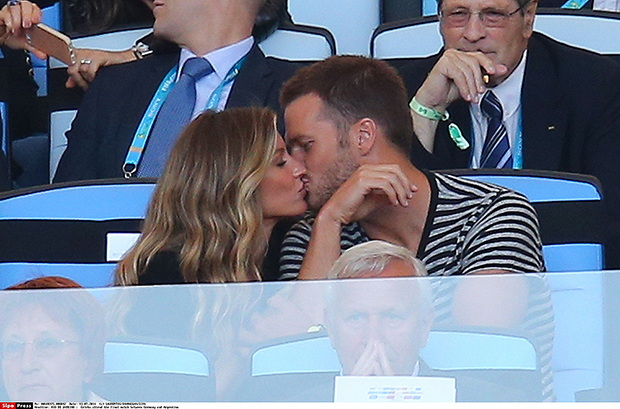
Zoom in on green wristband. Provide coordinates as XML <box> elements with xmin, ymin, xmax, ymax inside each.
<box><xmin>409</xmin><ymin>97</ymin><xmax>449</xmax><ymax>121</ymax></box>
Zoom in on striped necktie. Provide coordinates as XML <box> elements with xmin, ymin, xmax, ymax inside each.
<box><xmin>138</xmin><ymin>57</ymin><xmax>214</xmax><ymax>177</ymax></box>
<box><xmin>480</xmin><ymin>90</ymin><xmax>513</xmax><ymax>169</ymax></box>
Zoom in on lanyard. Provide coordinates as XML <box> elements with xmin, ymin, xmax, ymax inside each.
<box><xmin>561</xmin><ymin>0</ymin><xmax>590</xmax><ymax>8</ymax></box>
<box><xmin>513</xmin><ymin>114</ymin><xmax>523</xmax><ymax>169</ymax></box>
<box><xmin>122</xmin><ymin>56</ymin><xmax>246</xmax><ymax>178</ymax></box>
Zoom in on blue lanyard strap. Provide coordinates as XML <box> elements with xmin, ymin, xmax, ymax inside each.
<box><xmin>562</xmin><ymin>0</ymin><xmax>589</xmax><ymax>9</ymax></box>
<box><xmin>122</xmin><ymin>56</ymin><xmax>246</xmax><ymax>178</ymax></box>
<box><xmin>513</xmin><ymin>114</ymin><xmax>523</xmax><ymax>169</ymax></box>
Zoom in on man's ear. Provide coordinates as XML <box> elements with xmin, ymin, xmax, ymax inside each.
<box><xmin>351</xmin><ymin>118</ymin><xmax>378</xmax><ymax>156</ymax></box>
<box><xmin>523</xmin><ymin>0</ymin><xmax>538</xmax><ymax>36</ymax></box>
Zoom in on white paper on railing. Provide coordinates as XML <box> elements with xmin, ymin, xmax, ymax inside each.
<box><xmin>106</xmin><ymin>232</ymin><xmax>141</xmax><ymax>262</ymax></box>
<box><xmin>334</xmin><ymin>376</ymin><xmax>456</xmax><ymax>402</ymax></box>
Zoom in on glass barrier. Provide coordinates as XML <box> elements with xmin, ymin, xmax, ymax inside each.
<box><xmin>0</xmin><ymin>271</ymin><xmax>618</xmax><ymax>402</ymax></box>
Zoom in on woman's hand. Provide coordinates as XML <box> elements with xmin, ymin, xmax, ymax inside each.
<box><xmin>0</xmin><ymin>0</ymin><xmax>46</xmax><ymax>59</ymax></box>
<box><xmin>66</xmin><ymin>48</ymin><xmax>135</xmax><ymax>90</ymax></box>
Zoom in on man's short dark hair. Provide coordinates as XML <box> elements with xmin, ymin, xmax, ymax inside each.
<box><xmin>280</xmin><ymin>55</ymin><xmax>414</xmax><ymax>154</ymax></box>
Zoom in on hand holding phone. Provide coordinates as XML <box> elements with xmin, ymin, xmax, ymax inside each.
<box><xmin>26</xmin><ymin>23</ymin><xmax>74</xmax><ymax>65</ymax></box>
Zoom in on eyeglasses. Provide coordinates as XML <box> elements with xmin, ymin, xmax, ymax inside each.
<box><xmin>440</xmin><ymin>6</ymin><xmax>524</xmax><ymax>28</ymax></box>
<box><xmin>1</xmin><ymin>337</ymin><xmax>80</xmax><ymax>360</ymax></box>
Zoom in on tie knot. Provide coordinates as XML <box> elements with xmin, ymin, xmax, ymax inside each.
<box><xmin>480</xmin><ymin>90</ymin><xmax>503</xmax><ymax>120</ymax></box>
<box><xmin>181</xmin><ymin>57</ymin><xmax>213</xmax><ymax>81</ymax></box>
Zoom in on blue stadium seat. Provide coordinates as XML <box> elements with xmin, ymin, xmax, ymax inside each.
<box><xmin>259</xmin><ymin>24</ymin><xmax>336</xmax><ymax>60</ymax></box>
<box><xmin>49</xmin><ymin>109</ymin><xmax>77</xmax><ymax>181</ymax></box>
<box><xmin>289</xmin><ymin>0</ymin><xmax>381</xmax><ymax>55</ymax></box>
<box><xmin>448</xmin><ymin>169</ymin><xmax>605</xmax><ymax>272</ymax></box>
<box><xmin>102</xmin><ymin>338</ymin><xmax>214</xmax><ymax>401</ymax></box>
<box><xmin>252</xmin><ymin>333</ymin><xmax>340</xmax><ymax>376</ymax></box>
<box><xmin>0</xmin><ymin>179</ymin><xmax>156</xmax><ymax>264</ymax></box>
<box><xmin>371</xmin><ymin>16</ymin><xmax>442</xmax><ymax>59</ymax></box>
<box><xmin>105</xmin><ymin>341</ymin><xmax>210</xmax><ymax>376</ymax></box>
<box><xmin>251</xmin><ymin>328</ymin><xmax>538</xmax><ymax>376</ymax></box>
<box><xmin>533</xmin><ymin>9</ymin><xmax>620</xmax><ymax>54</ymax></box>
<box><xmin>0</xmin><ymin>262</ymin><xmax>115</xmax><ymax>289</ymax></box>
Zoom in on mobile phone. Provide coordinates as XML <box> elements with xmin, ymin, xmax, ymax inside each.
<box><xmin>26</xmin><ymin>23</ymin><xmax>75</xmax><ymax>65</ymax></box>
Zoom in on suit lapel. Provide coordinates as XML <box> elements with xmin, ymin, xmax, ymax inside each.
<box><xmin>226</xmin><ymin>44</ymin><xmax>273</xmax><ymax>108</ymax></box>
<box><xmin>521</xmin><ymin>33</ymin><xmax>565</xmax><ymax>170</ymax></box>
<box><xmin>433</xmin><ymin>99</ymin><xmax>472</xmax><ymax>169</ymax></box>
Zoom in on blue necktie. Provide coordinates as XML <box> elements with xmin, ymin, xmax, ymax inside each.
<box><xmin>480</xmin><ymin>90</ymin><xmax>513</xmax><ymax>169</ymax></box>
<box><xmin>138</xmin><ymin>57</ymin><xmax>214</xmax><ymax>177</ymax></box>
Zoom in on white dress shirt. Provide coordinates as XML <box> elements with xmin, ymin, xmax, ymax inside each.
<box><xmin>178</xmin><ymin>36</ymin><xmax>254</xmax><ymax>119</ymax></box>
<box><xmin>468</xmin><ymin>51</ymin><xmax>527</xmax><ymax>168</ymax></box>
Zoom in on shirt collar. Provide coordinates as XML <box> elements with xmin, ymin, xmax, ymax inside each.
<box><xmin>178</xmin><ymin>36</ymin><xmax>254</xmax><ymax>81</ymax></box>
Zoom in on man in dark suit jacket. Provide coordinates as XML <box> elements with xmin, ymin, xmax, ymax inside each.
<box><xmin>397</xmin><ymin>0</ymin><xmax>620</xmax><ymax>268</ymax></box>
<box><xmin>54</xmin><ymin>0</ymin><xmax>300</xmax><ymax>182</ymax></box>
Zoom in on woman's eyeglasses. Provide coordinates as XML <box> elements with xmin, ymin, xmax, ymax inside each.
<box><xmin>1</xmin><ymin>337</ymin><xmax>79</xmax><ymax>360</ymax></box>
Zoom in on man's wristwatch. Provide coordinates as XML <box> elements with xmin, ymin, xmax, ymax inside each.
<box><xmin>131</xmin><ymin>42</ymin><xmax>154</xmax><ymax>60</ymax></box>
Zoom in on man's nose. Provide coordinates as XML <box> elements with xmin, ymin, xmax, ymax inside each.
<box><xmin>291</xmin><ymin>149</ymin><xmax>306</xmax><ymax>165</ymax></box>
<box><xmin>292</xmin><ymin>157</ymin><xmax>306</xmax><ymax>178</ymax></box>
<box><xmin>462</xmin><ymin>13</ymin><xmax>486</xmax><ymax>43</ymax></box>
<box><xmin>366</xmin><ymin>315</ymin><xmax>383</xmax><ymax>342</ymax></box>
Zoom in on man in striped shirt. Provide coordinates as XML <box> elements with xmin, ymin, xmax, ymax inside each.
<box><xmin>278</xmin><ymin>55</ymin><xmax>544</xmax><ymax>281</ymax></box>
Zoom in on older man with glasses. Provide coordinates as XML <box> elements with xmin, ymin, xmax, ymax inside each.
<box><xmin>398</xmin><ymin>0</ymin><xmax>620</xmax><ymax>269</ymax></box>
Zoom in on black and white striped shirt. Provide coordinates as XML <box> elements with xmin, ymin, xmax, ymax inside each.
<box><xmin>279</xmin><ymin>171</ymin><xmax>545</xmax><ymax>280</ymax></box>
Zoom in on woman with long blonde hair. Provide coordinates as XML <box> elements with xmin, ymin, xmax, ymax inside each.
<box><xmin>115</xmin><ymin>107</ymin><xmax>307</xmax><ymax>285</ymax></box>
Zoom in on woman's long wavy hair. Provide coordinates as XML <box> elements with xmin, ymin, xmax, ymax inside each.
<box><xmin>115</xmin><ymin>107</ymin><xmax>279</xmax><ymax>285</ymax></box>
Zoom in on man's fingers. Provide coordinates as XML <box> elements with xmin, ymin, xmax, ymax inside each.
<box><xmin>446</xmin><ymin>54</ymin><xmax>483</xmax><ymax>103</ymax></box>
<box><xmin>358</xmin><ymin>164</ymin><xmax>417</xmax><ymax>192</ymax></box>
<box><xmin>353</xmin><ymin>174</ymin><xmax>408</xmax><ymax>207</ymax></box>
<box><xmin>371</xmin><ymin>360</ymin><xmax>382</xmax><ymax>376</ymax></box>
<box><xmin>376</xmin><ymin>342</ymin><xmax>394</xmax><ymax>376</ymax></box>
<box><xmin>357</xmin><ymin>165</ymin><xmax>416</xmax><ymax>207</ymax></box>
<box><xmin>351</xmin><ymin>341</ymin><xmax>378</xmax><ymax>375</ymax></box>
<box><xmin>455</xmin><ymin>52</ymin><xmax>488</xmax><ymax>97</ymax></box>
